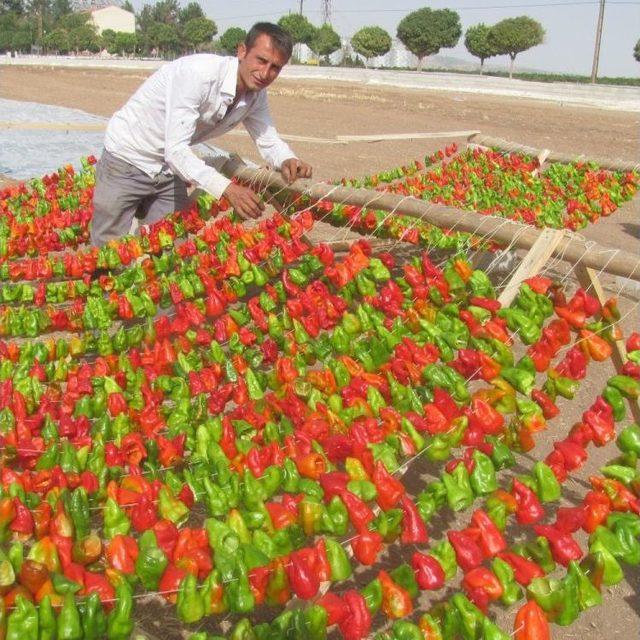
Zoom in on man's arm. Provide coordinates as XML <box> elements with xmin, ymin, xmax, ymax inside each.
<box><xmin>163</xmin><ymin>70</ymin><xmax>265</xmax><ymax>219</ymax></box>
<box><xmin>243</xmin><ymin>91</ymin><xmax>312</xmax><ymax>183</ymax></box>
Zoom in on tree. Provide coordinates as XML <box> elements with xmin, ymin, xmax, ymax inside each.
<box><xmin>488</xmin><ymin>16</ymin><xmax>544</xmax><ymax>79</ymax></box>
<box><xmin>464</xmin><ymin>23</ymin><xmax>497</xmax><ymax>74</ymax></box>
<box><xmin>1</xmin><ymin>0</ymin><xmax>24</xmax><ymax>15</ymax></box>
<box><xmin>11</xmin><ymin>27</ymin><xmax>31</xmax><ymax>50</ymax></box>
<box><xmin>351</xmin><ymin>25</ymin><xmax>391</xmax><ymax>67</ymax></box>
<box><xmin>151</xmin><ymin>0</ymin><xmax>179</xmax><ymax>24</ymax></box>
<box><xmin>43</xmin><ymin>26</ymin><xmax>69</xmax><ymax>52</ymax></box>
<box><xmin>100</xmin><ymin>27</ymin><xmax>116</xmax><ymax>51</ymax></box>
<box><xmin>57</xmin><ymin>11</ymin><xmax>89</xmax><ymax>30</ymax></box>
<box><xmin>114</xmin><ymin>30</ymin><xmax>136</xmax><ymax>55</ymax></box>
<box><xmin>178</xmin><ymin>1</ymin><xmax>203</xmax><ymax>25</ymax></box>
<box><xmin>278</xmin><ymin>13</ymin><xmax>316</xmax><ymax>47</ymax></box>
<box><xmin>182</xmin><ymin>16</ymin><xmax>216</xmax><ymax>51</ymax></box>
<box><xmin>219</xmin><ymin>26</ymin><xmax>245</xmax><ymax>53</ymax></box>
<box><xmin>68</xmin><ymin>23</ymin><xmax>99</xmax><ymax>52</ymax></box>
<box><xmin>50</xmin><ymin>0</ymin><xmax>71</xmax><ymax>22</ymax></box>
<box><xmin>634</xmin><ymin>39</ymin><xmax>640</xmax><ymax>62</ymax></box>
<box><xmin>121</xmin><ymin>0</ymin><xmax>134</xmax><ymax>13</ymax></box>
<box><xmin>308</xmin><ymin>23</ymin><xmax>340</xmax><ymax>60</ymax></box>
<box><xmin>397</xmin><ymin>7</ymin><xmax>461</xmax><ymax>71</ymax></box>
<box><xmin>146</xmin><ymin>21</ymin><xmax>179</xmax><ymax>56</ymax></box>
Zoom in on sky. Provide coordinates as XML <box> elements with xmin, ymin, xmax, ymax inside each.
<box><xmin>132</xmin><ymin>0</ymin><xmax>640</xmax><ymax>77</ymax></box>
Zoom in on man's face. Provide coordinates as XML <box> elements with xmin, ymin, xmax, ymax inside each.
<box><xmin>237</xmin><ymin>33</ymin><xmax>289</xmax><ymax>93</ymax></box>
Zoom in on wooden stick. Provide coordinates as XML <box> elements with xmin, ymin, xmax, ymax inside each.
<box><xmin>336</xmin><ymin>130</ymin><xmax>480</xmax><ymax>142</ymax></box>
<box><xmin>498</xmin><ymin>229</ymin><xmax>565</xmax><ymax>306</ymax></box>
<box><xmin>220</xmin><ymin>163</ymin><xmax>640</xmax><ymax>284</ymax></box>
<box><xmin>468</xmin><ymin>134</ymin><xmax>639</xmax><ymax>173</ymax></box>
<box><xmin>576</xmin><ymin>265</ymin><xmax>640</xmax><ymax>424</ymax></box>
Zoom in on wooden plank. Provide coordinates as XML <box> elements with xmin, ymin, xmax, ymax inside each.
<box><xmin>576</xmin><ymin>264</ymin><xmax>640</xmax><ymax>424</ymax></box>
<box><xmin>468</xmin><ymin>133</ymin><xmax>639</xmax><ymax>173</ymax></box>
<box><xmin>498</xmin><ymin>229</ymin><xmax>565</xmax><ymax>306</ymax></box>
<box><xmin>336</xmin><ymin>129</ymin><xmax>480</xmax><ymax>142</ymax></box>
<box><xmin>219</xmin><ymin>163</ymin><xmax>640</xmax><ymax>284</ymax></box>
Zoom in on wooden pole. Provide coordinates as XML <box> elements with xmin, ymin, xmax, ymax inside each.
<box><xmin>221</xmin><ymin>162</ymin><xmax>640</xmax><ymax>284</ymax></box>
<box><xmin>468</xmin><ymin>134</ymin><xmax>638</xmax><ymax>173</ymax></box>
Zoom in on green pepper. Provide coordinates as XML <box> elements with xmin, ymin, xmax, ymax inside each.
<box><xmin>304</xmin><ymin>604</ymin><xmax>327</xmax><ymax>640</ymax></box>
<box><xmin>57</xmin><ymin>592</ymin><xmax>82</xmax><ymax>640</ymax></box>
<box><xmin>451</xmin><ymin>593</ymin><xmax>482</xmax><ymax>640</ymax></box>
<box><xmin>533</xmin><ymin>461</ymin><xmax>561</xmax><ymax>502</ymax></box>
<box><xmin>325</xmin><ymin>537</ymin><xmax>352</xmax><ymax>581</ymax></box>
<box><xmin>103</xmin><ymin>497</ymin><xmax>130</xmax><ymax>538</ymax></box>
<box><xmin>391</xmin><ymin>621</ymin><xmax>423</xmax><ymax>640</ymax></box>
<box><xmin>617</xmin><ymin>423</ymin><xmax>640</xmax><ymax>456</ymax></box>
<box><xmin>567</xmin><ymin>560</ymin><xmax>602</xmax><ymax>611</ymax></box>
<box><xmin>107</xmin><ymin>581</ymin><xmax>134</xmax><ymax>640</ymax></box>
<box><xmin>429</xmin><ymin>540</ymin><xmax>457</xmax><ymax>581</ymax></box>
<box><xmin>556</xmin><ymin>569</ymin><xmax>579</xmax><ymax>626</ymax></box>
<box><xmin>469</xmin><ymin>450</ymin><xmax>497</xmax><ymax>495</ymax></box>
<box><xmin>491</xmin><ymin>556</ymin><xmax>522</xmax><ymax>606</ymax></box>
<box><xmin>389</xmin><ymin>563</ymin><xmax>419</xmax><ymax>599</ymax></box>
<box><xmin>361</xmin><ymin>577</ymin><xmax>383</xmax><ymax>614</ymax></box>
<box><xmin>38</xmin><ymin>594</ymin><xmax>57</xmax><ymax>640</ymax></box>
<box><xmin>82</xmin><ymin>592</ymin><xmax>108</xmax><ymax>640</ymax></box>
<box><xmin>177</xmin><ymin>573</ymin><xmax>205</xmax><ymax>624</ymax></box>
<box><xmin>6</xmin><ymin>595</ymin><xmax>38</xmax><ymax>640</ymax></box>
<box><xmin>526</xmin><ymin>577</ymin><xmax>566</xmax><ymax>622</ymax></box>
<box><xmin>442</xmin><ymin>463</ymin><xmax>474</xmax><ymax>512</ymax></box>
<box><xmin>135</xmin><ymin>530</ymin><xmax>168</xmax><ymax>590</ymax></box>
<box><xmin>603</xmin><ymin>385</ymin><xmax>627</xmax><ymax>422</ymax></box>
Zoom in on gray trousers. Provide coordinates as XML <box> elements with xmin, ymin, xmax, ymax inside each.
<box><xmin>90</xmin><ymin>150</ymin><xmax>190</xmax><ymax>247</ymax></box>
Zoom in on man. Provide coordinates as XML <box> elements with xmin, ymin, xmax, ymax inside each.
<box><xmin>91</xmin><ymin>22</ymin><xmax>312</xmax><ymax>247</ymax></box>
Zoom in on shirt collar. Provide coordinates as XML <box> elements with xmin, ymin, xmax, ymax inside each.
<box><xmin>221</xmin><ymin>57</ymin><xmax>239</xmax><ymax>102</ymax></box>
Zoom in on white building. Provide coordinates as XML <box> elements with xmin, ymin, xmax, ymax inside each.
<box><xmin>89</xmin><ymin>5</ymin><xmax>135</xmax><ymax>35</ymax></box>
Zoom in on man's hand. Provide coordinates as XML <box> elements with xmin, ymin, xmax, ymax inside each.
<box><xmin>281</xmin><ymin>158</ymin><xmax>312</xmax><ymax>184</ymax></box>
<box><xmin>223</xmin><ymin>183</ymin><xmax>265</xmax><ymax>220</ymax></box>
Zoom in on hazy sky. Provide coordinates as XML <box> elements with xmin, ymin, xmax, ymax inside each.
<box><xmin>133</xmin><ymin>0</ymin><xmax>640</xmax><ymax>77</ymax></box>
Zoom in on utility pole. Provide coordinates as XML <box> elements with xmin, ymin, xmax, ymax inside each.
<box><xmin>322</xmin><ymin>0</ymin><xmax>332</xmax><ymax>24</ymax></box>
<box><xmin>299</xmin><ymin>0</ymin><xmax>303</xmax><ymax>14</ymax></box>
<box><xmin>590</xmin><ymin>0</ymin><xmax>605</xmax><ymax>83</ymax></box>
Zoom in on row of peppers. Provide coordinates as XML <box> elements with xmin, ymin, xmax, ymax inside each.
<box><xmin>0</xmin><ymin>250</ymin><xmax>632</xmax><ymax>636</ymax></box>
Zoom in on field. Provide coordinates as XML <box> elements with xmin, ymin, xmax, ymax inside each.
<box><xmin>0</xmin><ymin>64</ymin><xmax>638</xmax><ymax>640</ymax></box>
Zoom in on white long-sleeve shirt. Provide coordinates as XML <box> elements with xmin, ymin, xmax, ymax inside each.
<box><xmin>104</xmin><ymin>54</ymin><xmax>296</xmax><ymax>198</ymax></box>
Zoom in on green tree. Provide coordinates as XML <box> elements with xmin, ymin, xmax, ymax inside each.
<box><xmin>152</xmin><ymin>0</ymin><xmax>179</xmax><ymax>24</ymax></box>
<box><xmin>57</xmin><ymin>11</ymin><xmax>89</xmax><ymax>30</ymax></box>
<box><xmin>178</xmin><ymin>1</ymin><xmax>203</xmax><ymax>25</ymax></box>
<box><xmin>1</xmin><ymin>0</ymin><xmax>24</xmax><ymax>15</ymax></box>
<box><xmin>182</xmin><ymin>16</ymin><xmax>216</xmax><ymax>51</ymax></box>
<box><xmin>122</xmin><ymin>0</ymin><xmax>134</xmax><ymax>13</ymax></box>
<box><xmin>11</xmin><ymin>27</ymin><xmax>31</xmax><ymax>50</ymax></box>
<box><xmin>634</xmin><ymin>38</ymin><xmax>640</xmax><ymax>62</ymax></box>
<box><xmin>68</xmin><ymin>23</ymin><xmax>99</xmax><ymax>52</ymax></box>
<box><xmin>100</xmin><ymin>27</ymin><xmax>116</xmax><ymax>51</ymax></box>
<box><xmin>50</xmin><ymin>0</ymin><xmax>70</xmax><ymax>22</ymax></box>
<box><xmin>464</xmin><ymin>23</ymin><xmax>498</xmax><ymax>74</ymax></box>
<box><xmin>43</xmin><ymin>26</ymin><xmax>68</xmax><ymax>52</ymax></box>
<box><xmin>219</xmin><ymin>26</ymin><xmax>245</xmax><ymax>53</ymax></box>
<box><xmin>114</xmin><ymin>30</ymin><xmax>137</xmax><ymax>55</ymax></box>
<box><xmin>146</xmin><ymin>20</ymin><xmax>179</xmax><ymax>56</ymax></box>
<box><xmin>308</xmin><ymin>22</ymin><xmax>340</xmax><ymax>61</ymax></box>
<box><xmin>397</xmin><ymin>7</ymin><xmax>461</xmax><ymax>71</ymax></box>
<box><xmin>137</xmin><ymin>4</ymin><xmax>155</xmax><ymax>33</ymax></box>
<box><xmin>278</xmin><ymin>13</ymin><xmax>316</xmax><ymax>47</ymax></box>
<box><xmin>488</xmin><ymin>16</ymin><xmax>544</xmax><ymax>79</ymax></box>
<box><xmin>351</xmin><ymin>25</ymin><xmax>391</xmax><ymax>67</ymax></box>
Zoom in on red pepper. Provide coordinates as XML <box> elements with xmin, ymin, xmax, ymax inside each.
<box><xmin>351</xmin><ymin>531</ymin><xmax>383</xmax><ymax>566</ymax></box>
<box><xmin>553</xmin><ymin>439</ymin><xmax>588</xmax><ymax>471</ymax></box>
<box><xmin>372</xmin><ymin>460</ymin><xmax>405</xmax><ymax>510</ymax></box>
<box><xmin>399</xmin><ymin>494</ymin><xmax>428</xmax><ymax>544</ymax></box>
<box><xmin>338</xmin><ymin>590</ymin><xmax>372</xmax><ymax>640</ymax></box>
<box><xmin>463</xmin><ymin>566</ymin><xmax>504</xmax><ymax>603</ymax></box>
<box><xmin>340</xmin><ymin>490</ymin><xmax>374</xmax><ymax>533</ymax></box>
<box><xmin>411</xmin><ymin>552</ymin><xmax>445</xmax><ymax>590</ymax></box>
<box><xmin>531</xmin><ymin>390</ymin><xmax>559</xmax><ymax>419</ymax></box>
<box><xmin>319</xmin><ymin>472</ymin><xmax>350</xmax><ymax>500</ymax></box>
<box><xmin>378</xmin><ymin>570</ymin><xmax>413</xmax><ymax>618</ymax></box>
<box><xmin>582</xmin><ymin>490</ymin><xmax>611</xmax><ymax>533</ymax></box>
<box><xmin>448</xmin><ymin>529</ymin><xmax>483</xmax><ymax>572</ymax></box>
<box><xmin>554</xmin><ymin>506</ymin><xmax>585</xmax><ymax>534</ymax></box>
<box><xmin>497</xmin><ymin>552</ymin><xmax>545</xmax><ymax>586</ymax></box>
<box><xmin>314</xmin><ymin>539</ymin><xmax>331</xmax><ymax>582</ymax></box>
<box><xmin>106</xmin><ymin>534</ymin><xmax>138</xmax><ymax>574</ymax></box>
<box><xmin>467</xmin><ymin>398</ymin><xmax>504</xmax><ymax>435</ymax></box>
<box><xmin>158</xmin><ymin>563</ymin><xmax>188</xmax><ymax>602</ymax></box>
<box><xmin>514</xmin><ymin>600</ymin><xmax>551</xmax><ymax>640</ymax></box>
<box><xmin>469</xmin><ymin>509</ymin><xmax>506</xmax><ymax>558</ymax></box>
<box><xmin>10</xmin><ymin>497</ymin><xmax>34</xmax><ymax>534</ymax></box>
<box><xmin>318</xmin><ymin>592</ymin><xmax>349</xmax><ymax>626</ymax></box>
<box><xmin>533</xmin><ymin>524</ymin><xmax>583</xmax><ymax>566</ymax></box>
<box><xmin>287</xmin><ymin>548</ymin><xmax>320</xmax><ymax>600</ymax></box>
<box><xmin>512</xmin><ymin>479</ymin><xmax>544</xmax><ymax>525</ymax></box>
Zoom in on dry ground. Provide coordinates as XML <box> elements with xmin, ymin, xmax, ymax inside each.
<box><xmin>0</xmin><ymin>65</ymin><xmax>639</xmax><ymax>639</ymax></box>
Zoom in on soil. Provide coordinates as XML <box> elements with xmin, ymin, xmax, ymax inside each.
<box><xmin>1</xmin><ymin>65</ymin><xmax>639</xmax><ymax>639</ymax></box>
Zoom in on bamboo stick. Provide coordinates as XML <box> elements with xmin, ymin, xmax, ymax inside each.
<box><xmin>221</xmin><ymin>162</ymin><xmax>640</xmax><ymax>283</ymax></box>
<box><xmin>468</xmin><ymin>134</ymin><xmax>639</xmax><ymax>173</ymax></box>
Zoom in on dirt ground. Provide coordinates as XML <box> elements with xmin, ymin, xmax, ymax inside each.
<box><xmin>1</xmin><ymin>65</ymin><xmax>639</xmax><ymax>639</ymax></box>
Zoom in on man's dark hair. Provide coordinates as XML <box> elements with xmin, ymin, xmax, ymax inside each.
<box><xmin>245</xmin><ymin>22</ymin><xmax>293</xmax><ymax>59</ymax></box>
